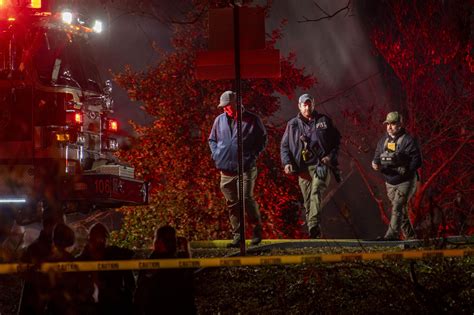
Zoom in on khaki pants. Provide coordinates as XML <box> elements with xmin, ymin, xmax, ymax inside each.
<box><xmin>385</xmin><ymin>176</ymin><xmax>417</xmax><ymax>239</ymax></box>
<box><xmin>220</xmin><ymin>167</ymin><xmax>261</xmax><ymax>239</ymax></box>
<box><xmin>298</xmin><ymin>165</ymin><xmax>330</xmax><ymax>232</ymax></box>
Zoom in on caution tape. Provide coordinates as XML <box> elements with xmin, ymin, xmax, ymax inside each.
<box><xmin>0</xmin><ymin>248</ymin><xmax>472</xmax><ymax>274</ymax></box>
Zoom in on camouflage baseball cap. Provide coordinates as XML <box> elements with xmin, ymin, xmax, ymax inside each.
<box><xmin>383</xmin><ymin>111</ymin><xmax>402</xmax><ymax>124</ymax></box>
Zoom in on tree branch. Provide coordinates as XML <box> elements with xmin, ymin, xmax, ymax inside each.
<box><xmin>318</xmin><ymin>72</ymin><xmax>380</xmax><ymax>106</ymax></box>
<box><xmin>342</xmin><ymin>147</ymin><xmax>389</xmax><ymax>224</ymax></box>
<box><xmin>414</xmin><ymin>133</ymin><xmax>473</xmax><ymax>210</ymax></box>
<box><xmin>298</xmin><ymin>0</ymin><xmax>351</xmax><ymax>23</ymax></box>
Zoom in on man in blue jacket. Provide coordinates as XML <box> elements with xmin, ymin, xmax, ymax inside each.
<box><xmin>209</xmin><ymin>91</ymin><xmax>267</xmax><ymax>247</ymax></box>
<box><xmin>372</xmin><ymin>111</ymin><xmax>422</xmax><ymax>240</ymax></box>
<box><xmin>281</xmin><ymin>94</ymin><xmax>341</xmax><ymax>238</ymax></box>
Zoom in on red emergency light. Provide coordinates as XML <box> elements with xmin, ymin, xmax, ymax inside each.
<box><xmin>66</xmin><ymin>110</ymin><xmax>83</xmax><ymax>126</ymax></box>
<box><xmin>109</xmin><ymin>119</ymin><xmax>118</xmax><ymax>132</ymax></box>
<box><xmin>102</xmin><ymin>118</ymin><xmax>118</xmax><ymax>133</ymax></box>
<box><xmin>75</xmin><ymin>112</ymin><xmax>82</xmax><ymax>124</ymax></box>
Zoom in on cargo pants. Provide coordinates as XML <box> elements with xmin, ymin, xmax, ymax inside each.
<box><xmin>220</xmin><ymin>167</ymin><xmax>262</xmax><ymax>241</ymax></box>
<box><xmin>384</xmin><ymin>175</ymin><xmax>417</xmax><ymax>239</ymax></box>
<box><xmin>298</xmin><ymin>164</ymin><xmax>331</xmax><ymax>236</ymax></box>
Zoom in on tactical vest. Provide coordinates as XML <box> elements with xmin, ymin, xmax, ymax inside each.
<box><xmin>380</xmin><ymin>134</ymin><xmax>406</xmax><ymax>166</ymax></box>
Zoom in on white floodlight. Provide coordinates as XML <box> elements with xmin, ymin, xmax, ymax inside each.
<box><xmin>92</xmin><ymin>20</ymin><xmax>102</xmax><ymax>33</ymax></box>
<box><xmin>0</xmin><ymin>198</ymin><xmax>27</xmax><ymax>203</ymax></box>
<box><xmin>61</xmin><ymin>11</ymin><xmax>73</xmax><ymax>24</ymax></box>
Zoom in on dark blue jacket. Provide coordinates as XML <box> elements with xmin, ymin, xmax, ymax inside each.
<box><xmin>281</xmin><ymin>112</ymin><xmax>340</xmax><ymax>172</ymax></box>
<box><xmin>373</xmin><ymin>129</ymin><xmax>422</xmax><ymax>185</ymax></box>
<box><xmin>209</xmin><ymin>110</ymin><xmax>267</xmax><ymax>173</ymax></box>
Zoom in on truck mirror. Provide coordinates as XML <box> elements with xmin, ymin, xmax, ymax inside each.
<box><xmin>104</xmin><ymin>80</ymin><xmax>113</xmax><ymax>95</ymax></box>
<box><xmin>52</xmin><ymin>58</ymin><xmax>61</xmax><ymax>82</ymax></box>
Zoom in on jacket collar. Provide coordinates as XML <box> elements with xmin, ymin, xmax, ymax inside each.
<box><xmin>386</xmin><ymin>127</ymin><xmax>406</xmax><ymax>140</ymax></box>
<box><xmin>297</xmin><ymin>111</ymin><xmax>317</xmax><ymax>123</ymax></box>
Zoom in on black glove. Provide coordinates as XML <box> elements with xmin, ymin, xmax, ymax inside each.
<box><xmin>315</xmin><ymin>165</ymin><xmax>328</xmax><ymax>180</ymax></box>
<box><xmin>333</xmin><ymin>168</ymin><xmax>342</xmax><ymax>183</ymax></box>
<box><xmin>397</xmin><ymin>166</ymin><xmax>406</xmax><ymax>175</ymax></box>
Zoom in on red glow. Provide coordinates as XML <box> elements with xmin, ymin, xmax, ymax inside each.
<box><xmin>74</xmin><ymin>112</ymin><xmax>82</xmax><ymax>124</ymax></box>
<box><xmin>109</xmin><ymin>119</ymin><xmax>118</xmax><ymax>132</ymax></box>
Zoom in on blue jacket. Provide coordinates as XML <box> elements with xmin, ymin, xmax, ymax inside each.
<box><xmin>209</xmin><ymin>110</ymin><xmax>267</xmax><ymax>172</ymax></box>
<box><xmin>281</xmin><ymin>112</ymin><xmax>341</xmax><ymax>172</ymax></box>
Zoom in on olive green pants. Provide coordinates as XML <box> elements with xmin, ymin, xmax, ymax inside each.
<box><xmin>298</xmin><ymin>165</ymin><xmax>330</xmax><ymax>233</ymax></box>
<box><xmin>384</xmin><ymin>175</ymin><xmax>417</xmax><ymax>239</ymax></box>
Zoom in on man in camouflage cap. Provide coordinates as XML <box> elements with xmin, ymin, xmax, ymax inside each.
<box><xmin>372</xmin><ymin>111</ymin><xmax>422</xmax><ymax>240</ymax></box>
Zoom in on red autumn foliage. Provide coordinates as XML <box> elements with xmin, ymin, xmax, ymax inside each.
<box><xmin>359</xmin><ymin>0</ymin><xmax>474</xmax><ymax>236</ymax></box>
<box><xmin>111</xmin><ymin>2</ymin><xmax>315</xmax><ymax>246</ymax></box>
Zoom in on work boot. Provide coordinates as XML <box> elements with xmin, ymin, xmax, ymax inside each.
<box><xmin>309</xmin><ymin>225</ymin><xmax>321</xmax><ymax>239</ymax></box>
<box><xmin>227</xmin><ymin>235</ymin><xmax>241</xmax><ymax>248</ymax></box>
<box><xmin>250</xmin><ymin>225</ymin><xmax>262</xmax><ymax>246</ymax></box>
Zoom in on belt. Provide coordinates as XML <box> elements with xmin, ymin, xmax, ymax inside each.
<box><xmin>220</xmin><ymin>170</ymin><xmax>238</xmax><ymax>176</ymax></box>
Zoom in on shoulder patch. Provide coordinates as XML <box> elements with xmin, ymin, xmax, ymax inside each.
<box><xmin>315</xmin><ymin>121</ymin><xmax>327</xmax><ymax>129</ymax></box>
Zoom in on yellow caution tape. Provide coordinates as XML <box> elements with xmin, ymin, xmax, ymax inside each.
<box><xmin>0</xmin><ymin>248</ymin><xmax>472</xmax><ymax>274</ymax></box>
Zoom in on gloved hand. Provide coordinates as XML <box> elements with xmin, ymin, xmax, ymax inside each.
<box><xmin>284</xmin><ymin>164</ymin><xmax>294</xmax><ymax>174</ymax></box>
<box><xmin>333</xmin><ymin>169</ymin><xmax>343</xmax><ymax>183</ymax></box>
<box><xmin>321</xmin><ymin>156</ymin><xmax>331</xmax><ymax>165</ymax></box>
<box><xmin>315</xmin><ymin>165</ymin><xmax>328</xmax><ymax>180</ymax></box>
<box><xmin>397</xmin><ymin>166</ymin><xmax>406</xmax><ymax>175</ymax></box>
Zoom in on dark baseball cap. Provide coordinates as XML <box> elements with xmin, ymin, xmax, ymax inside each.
<box><xmin>298</xmin><ymin>93</ymin><xmax>314</xmax><ymax>105</ymax></box>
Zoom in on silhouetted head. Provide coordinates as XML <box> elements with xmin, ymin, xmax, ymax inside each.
<box><xmin>41</xmin><ymin>208</ymin><xmax>61</xmax><ymax>238</ymax></box>
<box><xmin>153</xmin><ymin>225</ymin><xmax>177</xmax><ymax>256</ymax></box>
<box><xmin>177</xmin><ymin>236</ymin><xmax>191</xmax><ymax>258</ymax></box>
<box><xmin>89</xmin><ymin>223</ymin><xmax>109</xmax><ymax>251</ymax></box>
<box><xmin>52</xmin><ymin>223</ymin><xmax>75</xmax><ymax>249</ymax></box>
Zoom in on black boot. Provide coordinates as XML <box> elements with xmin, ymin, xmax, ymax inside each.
<box><xmin>227</xmin><ymin>235</ymin><xmax>241</xmax><ymax>248</ymax></box>
<box><xmin>309</xmin><ymin>225</ymin><xmax>321</xmax><ymax>239</ymax></box>
<box><xmin>250</xmin><ymin>225</ymin><xmax>262</xmax><ymax>246</ymax></box>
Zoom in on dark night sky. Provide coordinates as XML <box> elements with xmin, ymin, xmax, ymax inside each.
<box><xmin>87</xmin><ymin>0</ymin><xmax>393</xmax><ymax>132</ymax></box>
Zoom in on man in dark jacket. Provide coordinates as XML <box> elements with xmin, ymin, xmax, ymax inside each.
<box><xmin>281</xmin><ymin>94</ymin><xmax>341</xmax><ymax>238</ymax></box>
<box><xmin>76</xmin><ymin>223</ymin><xmax>135</xmax><ymax>314</ymax></box>
<box><xmin>18</xmin><ymin>212</ymin><xmax>56</xmax><ymax>314</ymax></box>
<box><xmin>209</xmin><ymin>91</ymin><xmax>267</xmax><ymax>247</ymax></box>
<box><xmin>372</xmin><ymin>111</ymin><xmax>422</xmax><ymax>240</ymax></box>
<box><xmin>134</xmin><ymin>225</ymin><xmax>196</xmax><ymax>315</ymax></box>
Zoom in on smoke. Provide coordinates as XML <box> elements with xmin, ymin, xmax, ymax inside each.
<box><xmin>266</xmin><ymin>0</ymin><xmax>393</xmax><ymax>238</ymax></box>
<box><xmin>267</xmin><ymin>0</ymin><xmax>391</xmax><ymax>120</ymax></box>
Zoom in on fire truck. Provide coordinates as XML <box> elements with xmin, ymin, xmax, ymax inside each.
<box><xmin>0</xmin><ymin>0</ymin><xmax>148</xmax><ymax>230</ymax></box>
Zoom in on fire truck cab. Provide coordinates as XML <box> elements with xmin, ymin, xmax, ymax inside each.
<box><xmin>0</xmin><ymin>0</ymin><xmax>148</xmax><ymax>229</ymax></box>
